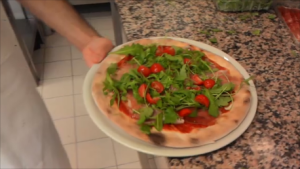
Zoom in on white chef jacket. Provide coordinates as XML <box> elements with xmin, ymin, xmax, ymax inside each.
<box><xmin>0</xmin><ymin>16</ymin><xmax>71</xmax><ymax>169</ymax></box>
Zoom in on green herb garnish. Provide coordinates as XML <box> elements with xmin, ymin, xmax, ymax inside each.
<box><xmin>104</xmin><ymin>43</ymin><xmax>240</xmax><ymax>134</ymax></box>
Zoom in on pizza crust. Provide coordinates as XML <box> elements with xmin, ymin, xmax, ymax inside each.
<box><xmin>92</xmin><ymin>38</ymin><xmax>251</xmax><ymax>148</ymax></box>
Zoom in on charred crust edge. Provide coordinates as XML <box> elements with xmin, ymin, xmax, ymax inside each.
<box><xmin>148</xmin><ymin>133</ymin><xmax>166</xmax><ymax>146</ymax></box>
<box><xmin>243</xmin><ymin>97</ymin><xmax>251</xmax><ymax>104</ymax></box>
<box><xmin>190</xmin><ymin>138</ymin><xmax>200</xmax><ymax>144</ymax></box>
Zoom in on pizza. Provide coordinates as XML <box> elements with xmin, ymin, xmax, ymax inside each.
<box><xmin>92</xmin><ymin>38</ymin><xmax>251</xmax><ymax>148</ymax></box>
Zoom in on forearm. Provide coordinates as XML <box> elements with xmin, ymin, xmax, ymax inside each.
<box><xmin>18</xmin><ymin>0</ymin><xmax>99</xmax><ymax>50</ymax></box>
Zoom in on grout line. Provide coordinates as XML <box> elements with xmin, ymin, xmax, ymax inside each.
<box><xmin>63</xmin><ymin>137</ymin><xmax>109</xmax><ymax>146</ymax></box>
<box><xmin>52</xmin><ymin>115</ymin><xmax>76</xmax><ymax>122</ymax></box>
<box><xmin>111</xmin><ymin>139</ymin><xmax>119</xmax><ymax>167</ymax></box>
<box><xmin>42</xmin><ymin>74</ymin><xmax>84</xmax><ymax>82</ymax></box>
<box><xmin>75</xmin><ymin>114</ymin><xmax>89</xmax><ymax>118</ymax></box>
<box><xmin>43</xmin><ymin>93</ymin><xmax>75</xmax><ymax>100</ymax></box>
<box><xmin>70</xmin><ymin>46</ymin><xmax>79</xmax><ymax>169</ymax></box>
<box><xmin>44</xmin><ymin>58</ymin><xmax>73</xmax><ymax>64</ymax></box>
<box><xmin>43</xmin><ymin>75</ymin><xmax>73</xmax><ymax>80</ymax></box>
<box><xmin>117</xmin><ymin>160</ymin><xmax>141</xmax><ymax>167</ymax></box>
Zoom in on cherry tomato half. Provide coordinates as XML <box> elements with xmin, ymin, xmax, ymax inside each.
<box><xmin>146</xmin><ymin>93</ymin><xmax>160</xmax><ymax>104</ymax></box>
<box><xmin>191</xmin><ymin>74</ymin><xmax>204</xmax><ymax>85</ymax></box>
<box><xmin>138</xmin><ymin>84</ymin><xmax>147</xmax><ymax>98</ymax></box>
<box><xmin>150</xmin><ymin>63</ymin><xmax>164</xmax><ymax>74</ymax></box>
<box><xmin>178</xmin><ymin>108</ymin><xmax>193</xmax><ymax>117</ymax></box>
<box><xmin>151</xmin><ymin>81</ymin><xmax>164</xmax><ymax>93</ymax></box>
<box><xmin>117</xmin><ymin>55</ymin><xmax>133</xmax><ymax>67</ymax></box>
<box><xmin>137</xmin><ymin>65</ymin><xmax>151</xmax><ymax>77</ymax></box>
<box><xmin>184</xmin><ymin>58</ymin><xmax>191</xmax><ymax>65</ymax></box>
<box><xmin>155</xmin><ymin>46</ymin><xmax>175</xmax><ymax>56</ymax></box>
<box><xmin>203</xmin><ymin>79</ymin><xmax>216</xmax><ymax>89</ymax></box>
<box><xmin>163</xmin><ymin>46</ymin><xmax>176</xmax><ymax>56</ymax></box>
<box><xmin>155</xmin><ymin>46</ymin><xmax>164</xmax><ymax>56</ymax></box>
<box><xmin>195</xmin><ymin>94</ymin><xmax>210</xmax><ymax>107</ymax></box>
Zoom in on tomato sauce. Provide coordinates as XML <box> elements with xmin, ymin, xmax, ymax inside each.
<box><xmin>220</xmin><ymin>107</ymin><xmax>230</xmax><ymax>114</ymax></box>
<box><xmin>163</xmin><ymin>110</ymin><xmax>216</xmax><ymax>133</ymax></box>
<box><xmin>118</xmin><ymin>93</ymin><xmax>141</xmax><ymax>120</ymax></box>
<box><xmin>119</xmin><ymin>100</ymin><xmax>133</xmax><ymax>118</ymax></box>
<box><xmin>117</xmin><ymin>55</ymin><xmax>134</xmax><ymax>68</ymax></box>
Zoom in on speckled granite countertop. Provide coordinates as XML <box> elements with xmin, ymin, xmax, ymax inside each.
<box><xmin>114</xmin><ymin>0</ymin><xmax>300</xmax><ymax>168</ymax></box>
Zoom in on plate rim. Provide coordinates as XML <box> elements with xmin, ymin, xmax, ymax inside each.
<box><xmin>83</xmin><ymin>37</ymin><xmax>258</xmax><ymax>157</ymax></box>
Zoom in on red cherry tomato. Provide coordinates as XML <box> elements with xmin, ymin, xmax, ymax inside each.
<box><xmin>151</xmin><ymin>81</ymin><xmax>164</xmax><ymax>93</ymax></box>
<box><xmin>137</xmin><ymin>65</ymin><xmax>151</xmax><ymax>77</ymax></box>
<box><xmin>195</xmin><ymin>94</ymin><xmax>210</xmax><ymax>107</ymax></box>
<box><xmin>184</xmin><ymin>58</ymin><xmax>191</xmax><ymax>65</ymax></box>
<box><xmin>138</xmin><ymin>84</ymin><xmax>147</xmax><ymax>98</ymax></box>
<box><xmin>117</xmin><ymin>55</ymin><xmax>133</xmax><ymax>67</ymax></box>
<box><xmin>203</xmin><ymin>79</ymin><xmax>216</xmax><ymax>89</ymax></box>
<box><xmin>150</xmin><ymin>63</ymin><xmax>164</xmax><ymax>74</ymax></box>
<box><xmin>155</xmin><ymin>46</ymin><xmax>175</xmax><ymax>56</ymax></box>
<box><xmin>163</xmin><ymin>46</ymin><xmax>175</xmax><ymax>56</ymax></box>
<box><xmin>155</xmin><ymin>46</ymin><xmax>164</xmax><ymax>56</ymax></box>
<box><xmin>186</xmin><ymin>86</ymin><xmax>201</xmax><ymax>91</ymax></box>
<box><xmin>178</xmin><ymin>108</ymin><xmax>193</xmax><ymax>117</ymax></box>
<box><xmin>191</xmin><ymin>74</ymin><xmax>203</xmax><ymax>85</ymax></box>
<box><xmin>146</xmin><ymin>93</ymin><xmax>160</xmax><ymax>104</ymax></box>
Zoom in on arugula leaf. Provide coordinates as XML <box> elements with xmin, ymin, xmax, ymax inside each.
<box><xmin>175</xmin><ymin>64</ymin><xmax>187</xmax><ymax>81</ymax></box>
<box><xmin>203</xmin><ymin>89</ymin><xmax>219</xmax><ymax>117</ymax></box>
<box><xmin>137</xmin><ymin>115</ymin><xmax>146</xmax><ymax>124</ymax></box>
<box><xmin>107</xmin><ymin>63</ymin><xmax>118</xmax><ymax>75</ymax></box>
<box><xmin>137</xmin><ymin>107</ymin><xmax>154</xmax><ymax>124</ymax></box>
<box><xmin>165</xmin><ymin>55</ymin><xmax>183</xmax><ymax>64</ymax></box>
<box><xmin>170</xmin><ymin>96</ymin><xmax>181</xmax><ymax>104</ymax></box>
<box><xmin>154</xmin><ymin>113</ymin><xmax>163</xmax><ymax>131</ymax></box>
<box><xmin>110</xmin><ymin>43</ymin><xmax>144</xmax><ymax>56</ymax></box>
<box><xmin>140</xmin><ymin>125</ymin><xmax>152</xmax><ymax>134</ymax></box>
<box><xmin>144</xmin><ymin>57</ymin><xmax>156</xmax><ymax>67</ymax></box>
<box><xmin>210</xmin><ymin>83</ymin><xmax>235</xmax><ymax>94</ymax></box>
<box><xmin>216</xmin><ymin>96</ymin><xmax>232</xmax><ymax>107</ymax></box>
<box><xmin>164</xmin><ymin>107</ymin><xmax>179</xmax><ymax>124</ymax></box>
<box><xmin>155</xmin><ymin>57</ymin><xmax>168</xmax><ymax>68</ymax></box>
<box><xmin>188</xmin><ymin>110</ymin><xmax>198</xmax><ymax>117</ymax></box>
<box><xmin>243</xmin><ymin>76</ymin><xmax>255</xmax><ymax>85</ymax></box>
<box><xmin>110</xmin><ymin>93</ymin><xmax>116</xmax><ymax>106</ymax></box>
<box><xmin>252</xmin><ymin>30</ymin><xmax>261</xmax><ymax>36</ymax></box>
<box><xmin>139</xmin><ymin>107</ymin><xmax>154</xmax><ymax>117</ymax></box>
<box><xmin>150</xmin><ymin>89</ymin><xmax>160</xmax><ymax>97</ymax></box>
<box><xmin>209</xmin><ymin>37</ymin><xmax>218</xmax><ymax>43</ymax></box>
<box><xmin>173</xmin><ymin>46</ymin><xmax>184</xmax><ymax>55</ymax></box>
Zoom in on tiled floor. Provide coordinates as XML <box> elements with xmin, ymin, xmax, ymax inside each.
<box><xmin>34</xmin><ymin>13</ymin><xmax>166</xmax><ymax>169</ymax></box>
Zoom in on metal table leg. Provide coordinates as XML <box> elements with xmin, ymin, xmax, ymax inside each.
<box><xmin>110</xmin><ymin>0</ymin><xmax>123</xmax><ymax>45</ymax></box>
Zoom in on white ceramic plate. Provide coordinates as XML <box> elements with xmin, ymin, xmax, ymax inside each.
<box><xmin>83</xmin><ymin>37</ymin><xmax>258</xmax><ymax>157</ymax></box>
